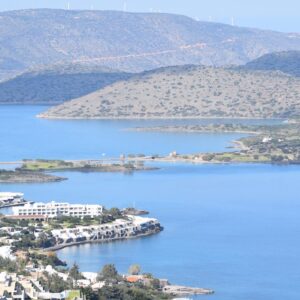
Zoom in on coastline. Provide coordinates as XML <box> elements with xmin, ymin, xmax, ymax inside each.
<box><xmin>37</xmin><ymin>114</ymin><xmax>286</xmax><ymax>121</ymax></box>
<box><xmin>45</xmin><ymin>228</ymin><xmax>162</xmax><ymax>252</ymax></box>
<box><xmin>126</xmin><ymin>127</ymin><xmax>260</xmax><ymax>135</ymax></box>
<box><xmin>27</xmin><ymin>166</ymin><xmax>159</xmax><ymax>173</ymax></box>
<box><xmin>0</xmin><ymin>171</ymin><xmax>67</xmax><ymax>183</ymax></box>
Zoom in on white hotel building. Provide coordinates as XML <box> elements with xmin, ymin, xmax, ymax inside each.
<box><xmin>12</xmin><ymin>201</ymin><xmax>103</xmax><ymax>218</ymax></box>
<box><xmin>0</xmin><ymin>192</ymin><xmax>24</xmax><ymax>204</ymax></box>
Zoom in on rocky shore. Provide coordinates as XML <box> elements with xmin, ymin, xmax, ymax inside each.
<box><xmin>163</xmin><ymin>285</ymin><xmax>214</xmax><ymax>296</ymax></box>
<box><xmin>122</xmin><ymin>207</ymin><xmax>149</xmax><ymax>216</ymax></box>
<box><xmin>0</xmin><ymin>170</ymin><xmax>66</xmax><ymax>183</ymax></box>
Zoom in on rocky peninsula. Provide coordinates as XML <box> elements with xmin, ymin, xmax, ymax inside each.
<box><xmin>0</xmin><ymin>169</ymin><xmax>66</xmax><ymax>183</ymax></box>
<box><xmin>125</xmin><ymin>123</ymin><xmax>300</xmax><ymax>165</ymax></box>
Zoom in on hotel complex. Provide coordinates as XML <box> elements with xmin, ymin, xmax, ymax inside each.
<box><xmin>12</xmin><ymin>201</ymin><xmax>103</xmax><ymax>218</ymax></box>
<box><xmin>51</xmin><ymin>216</ymin><xmax>162</xmax><ymax>248</ymax></box>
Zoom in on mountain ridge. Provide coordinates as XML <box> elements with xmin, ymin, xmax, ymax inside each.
<box><xmin>239</xmin><ymin>51</ymin><xmax>300</xmax><ymax>77</ymax></box>
<box><xmin>0</xmin><ymin>62</ymin><xmax>132</xmax><ymax>104</ymax></box>
<box><xmin>1</xmin><ymin>9</ymin><xmax>300</xmax><ymax>81</ymax></box>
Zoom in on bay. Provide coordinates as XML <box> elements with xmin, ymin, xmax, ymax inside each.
<box><xmin>0</xmin><ymin>105</ymin><xmax>298</xmax><ymax>300</ymax></box>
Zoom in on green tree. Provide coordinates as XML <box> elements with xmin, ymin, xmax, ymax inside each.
<box><xmin>41</xmin><ymin>273</ymin><xmax>70</xmax><ymax>293</ymax></box>
<box><xmin>128</xmin><ymin>264</ymin><xmax>141</xmax><ymax>275</ymax></box>
<box><xmin>107</xmin><ymin>208</ymin><xmax>122</xmax><ymax>218</ymax></box>
<box><xmin>80</xmin><ymin>287</ymin><xmax>97</xmax><ymax>300</ymax></box>
<box><xmin>97</xmin><ymin>264</ymin><xmax>120</xmax><ymax>283</ymax></box>
<box><xmin>69</xmin><ymin>263</ymin><xmax>82</xmax><ymax>287</ymax></box>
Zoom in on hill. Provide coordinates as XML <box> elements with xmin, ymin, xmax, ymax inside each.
<box><xmin>0</xmin><ymin>63</ymin><xmax>131</xmax><ymax>104</ymax></box>
<box><xmin>39</xmin><ymin>65</ymin><xmax>300</xmax><ymax>119</ymax></box>
<box><xmin>1</xmin><ymin>9</ymin><xmax>300</xmax><ymax>81</ymax></box>
<box><xmin>240</xmin><ymin>51</ymin><xmax>300</xmax><ymax>77</ymax></box>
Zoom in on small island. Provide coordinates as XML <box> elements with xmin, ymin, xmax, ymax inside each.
<box><xmin>0</xmin><ymin>169</ymin><xmax>66</xmax><ymax>183</ymax></box>
<box><xmin>0</xmin><ymin>159</ymin><xmax>158</xmax><ymax>184</ymax></box>
<box><xmin>20</xmin><ymin>159</ymin><xmax>158</xmax><ymax>173</ymax></box>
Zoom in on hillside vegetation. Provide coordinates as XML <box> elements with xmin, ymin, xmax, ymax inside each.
<box><xmin>240</xmin><ymin>51</ymin><xmax>300</xmax><ymax>77</ymax></box>
<box><xmin>1</xmin><ymin>9</ymin><xmax>300</xmax><ymax>80</ymax></box>
<box><xmin>39</xmin><ymin>65</ymin><xmax>300</xmax><ymax>119</ymax></box>
<box><xmin>0</xmin><ymin>63</ymin><xmax>131</xmax><ymax>104</ymax></box>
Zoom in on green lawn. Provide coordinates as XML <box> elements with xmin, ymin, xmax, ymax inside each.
<box><xmin>66</xmin><ymin>290</ymin><xmax>80</xmax><ymax>300</ymax></box>
<box><xmin>21</xmin><ymin>160</ymin><xmax>73</xmax><ymax>171</ymax></box>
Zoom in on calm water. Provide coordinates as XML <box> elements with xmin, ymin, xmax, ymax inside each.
<box><xmin>1</xmin><ymin>105</ymin><xmax>299</xmax><ymax>300</ymax></box>
<box><xmin>0</xmin><ymin>105</ymin><xmax>279</xmax><ymax>161</ymax></box>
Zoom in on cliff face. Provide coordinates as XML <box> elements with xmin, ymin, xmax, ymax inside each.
<box><xmin>1</xmin><ymin>9</ymin><xmax>300</xmax><ymax>80</ymax></box>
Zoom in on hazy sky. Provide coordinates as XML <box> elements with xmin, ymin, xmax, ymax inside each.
<box><xmin>1</xmin><ymin>0</ymin><xmax>299</xmax><ymax>32</ymax></box>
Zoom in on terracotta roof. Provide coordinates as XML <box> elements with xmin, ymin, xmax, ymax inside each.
<box><xmin>125</xmin><ymin>275</ymin><xmax>144</xmax><ymax>283</ymax></box>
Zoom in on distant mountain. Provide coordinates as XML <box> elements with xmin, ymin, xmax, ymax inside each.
<box><xmin>240</xmin><ymin>51</ymin><xmax>300</xmax><ymax>77</ymax></box>
<box><xmin>39</xmin><ymin>65</ymin><xmax>300</xmax><ymax>119</ymax></box>
<box><xmin>0</xmin><ymin>63</ymin><xmax>131</xmax><ymax>104</ymax></box>
<box><xmin>1</xmin><ymin>9</ymin><xmax>300</xmax><ymax>81</ymax></box>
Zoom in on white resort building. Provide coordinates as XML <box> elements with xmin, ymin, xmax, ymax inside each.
<box><xmin>0</xmin><ymin>192</ymin><xmax>24</xmax><ymax>204</ymax></box>
<box><xmin>51</xmin><ymin>216</ymin><xmax>162</xmax><ymax>246</ymax></box>
<box><xmin>12</xmin><ymin>201</ymin><xmax>103</xmax><ymax>218</ymax></box>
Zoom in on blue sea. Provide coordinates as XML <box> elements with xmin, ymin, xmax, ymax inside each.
<box><xmin>1</xmin><ymin>105</ymin><xmax>299</xmax><ymax>300</ymax></box>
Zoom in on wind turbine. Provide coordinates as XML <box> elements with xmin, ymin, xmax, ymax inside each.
<box><xmin>231</xmin><ymin>17</ymin><xmax>235</xmax><ymax>26</ymax></box>
<box><xmin>123</xmin><ymin>1</ymin><xmax>127</xmax><ymax>12</ymax></box>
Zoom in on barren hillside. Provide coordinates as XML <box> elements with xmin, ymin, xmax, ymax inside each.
<box><xmin>39</xmin><ymin>65</ymin><xmax>300</xmax><ymax>119</ymax></box>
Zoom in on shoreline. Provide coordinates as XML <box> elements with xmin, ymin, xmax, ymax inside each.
<box><xmin>0</xmin><ymin>153</ymin><xmax>291</xmax><ymax>170</ymax></box>
<box><xmin>45</xmin><ymin>229</ymin><xmax>162</xmax><ymax>252</ymax></box>
<box><xmin>125</xmin><ymin>127</ymin><xmax>260</xmax><ymax>135</ymax></box>
<box><xmin>0</xmin><ymin>171</ymin><xmax>67</xmax><ymax>184</ymax></box>
<box><xmin>27</xmin><ymin>166</ymin><xmax>159</xmax><ymax>173</ymax></box>
<box><xmin>37</xmin><ymin>114</ymin><xmax>286</xmax><ymax>121</ymax></box>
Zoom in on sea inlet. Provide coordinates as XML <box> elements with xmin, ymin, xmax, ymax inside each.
<box><xmin>0</xmin><ymin>105</ymin><xmax>299</xmax><ymax>300</ymax></box>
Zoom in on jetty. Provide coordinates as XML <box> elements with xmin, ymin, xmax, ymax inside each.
<box><xmin>163</xmin><ymin>285</ymin><xmax>214</xmax><ymax>296</ymax></box>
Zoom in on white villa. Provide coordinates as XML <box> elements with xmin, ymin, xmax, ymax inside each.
<box><xmin>51</xmin><ymin>216</ymin><xmax>162</xmax><ymax>246</ymax></box>
<box><xmin>12</xmin><ymin>201</ymin><xmax>103</xmax><ymax>218</ymax></box>
<box><xmin>0</xmin><ymin>192</ymin><xmax>24</xmax><ymax>204</ymax></box>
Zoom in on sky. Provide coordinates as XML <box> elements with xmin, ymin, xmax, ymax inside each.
<box><xmin>0</xmin><ymin>0</ymin><xmax>299</xmax><ymax>32</ymax></box>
